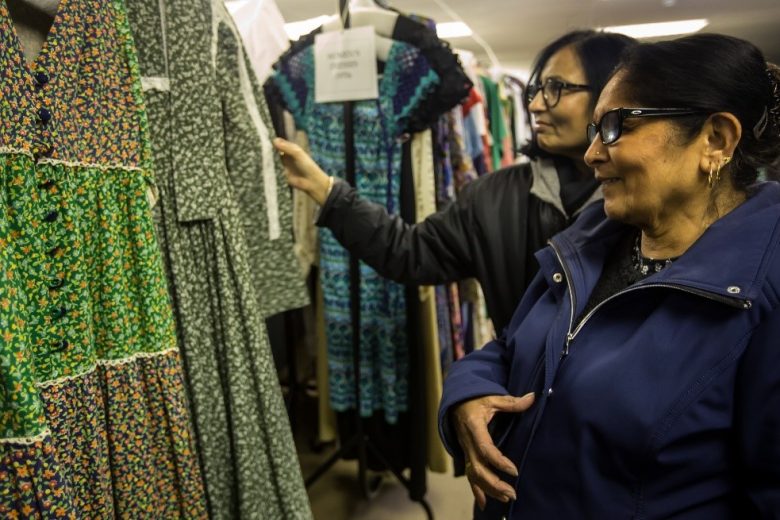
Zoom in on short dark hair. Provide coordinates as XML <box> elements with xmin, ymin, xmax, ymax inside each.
<box><xmin>522</xmin><ymin>30</ymin><xmax>637</xmax><ymax>159</ymax></box>
<box><xmin>611</xmin><ymin>34</ymin><xmax>780</xmax><ymax>189</ymax></box>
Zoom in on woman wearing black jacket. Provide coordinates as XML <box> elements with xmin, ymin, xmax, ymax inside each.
<box><xmin>274</xmin><ymin>30</ymin><xmax>636</xmax><ymax>333</ymax></box>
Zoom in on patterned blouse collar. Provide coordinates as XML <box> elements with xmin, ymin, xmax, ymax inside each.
<box><xmin>0</xmin><ymin>0</ymin><xmax>84</xmax><ymax>91</ymax></box>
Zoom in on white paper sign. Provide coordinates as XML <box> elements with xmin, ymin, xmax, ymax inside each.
<box><xmin>314</xmin><ymin>26</ymin><xmax>379</xmax><ymax>103</ymax></box>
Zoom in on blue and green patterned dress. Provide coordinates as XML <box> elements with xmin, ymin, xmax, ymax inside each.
<box><xmin>274</xmin><ymin>42</ymin><xmax>438</xmax><ymax>422</ymax></box>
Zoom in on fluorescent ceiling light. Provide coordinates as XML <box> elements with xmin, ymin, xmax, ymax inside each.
<box><xmin>283</xmin><ymin>17</ymin><xmax>473</xmax><ymax>41</ymax></box>
<box><xmin>603</xmin><ymin>18</ymin><xmax>709</xmax><ymax>38</ymax></box>
<box><xmin>436</xmin><ymin>22</ymin><xmax>473</xmax><ymax>39</ymax></box>
<box><xmin>284</xmin><ymin>15</ymin><xmax>331</xmax><ymax>40</ymax></box>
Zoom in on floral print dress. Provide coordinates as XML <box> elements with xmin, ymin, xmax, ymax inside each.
<box><xmin>123</xmin><ymin>0</ymin><xmax>312</xmax><ymax>518</ymax></box>
<box><xmin>0</xmin><ymin>0</ymin><xmax>207</xmax><ymax>517</ymax></box>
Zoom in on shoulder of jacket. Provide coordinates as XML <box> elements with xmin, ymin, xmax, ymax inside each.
<box><xmin>460</xmin><ymin>163</ymin><xmax>533</xmax><ymax>201</ymax></box>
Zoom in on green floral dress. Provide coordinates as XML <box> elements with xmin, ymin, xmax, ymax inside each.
<box><xmin>124</xmin><ymin>0</ymin><xmax>312</xmax><ymax>518</ymax></box>
<box><xmin>0</xmin><ymin>0</ymin><xmax>207</xmax><ymax>517</ymax></box>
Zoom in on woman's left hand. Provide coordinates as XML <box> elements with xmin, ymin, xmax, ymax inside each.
<box><xmin>452</xmin><ymin>392</ymin><xmax>536</xmax><ymax>510</ymax></box>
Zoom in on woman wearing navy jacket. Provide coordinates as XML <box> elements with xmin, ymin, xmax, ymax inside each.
<box><xmin>439</xmin><ymin>35</ymin><xmax>780</xmax><ymax>519</ymax></box>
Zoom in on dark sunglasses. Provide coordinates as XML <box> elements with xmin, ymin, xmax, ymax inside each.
<box><xmin>526</xmin><ymin>77</ymin><xmax>591</xmax><ymax>108</ymax></box>
<box><xmin>587</xmin><ymin>107</ymin><xmax>703</xmax><ymax>145</ymax></box>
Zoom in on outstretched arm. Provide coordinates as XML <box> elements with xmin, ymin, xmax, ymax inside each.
<box><xmin>274</xmin><ymin>137</ymin><xmax>478</xmax><ymax>285</ymax></box>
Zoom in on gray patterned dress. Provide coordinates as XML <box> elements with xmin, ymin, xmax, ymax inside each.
<box><xmin>124</xmin><ymin>0</ymin><xmax>312</xmax><ymax>517</ymax></box>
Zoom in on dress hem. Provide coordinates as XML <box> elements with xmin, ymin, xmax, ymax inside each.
<box><xmin>36</xmin><ymin>345</ymin><xmax>179</xmax><ymax>389</ymax></box>
<box><xmin>0</xmin><ymin>346</ymin><xmax>180</xmax><ymax>444</ymax></box>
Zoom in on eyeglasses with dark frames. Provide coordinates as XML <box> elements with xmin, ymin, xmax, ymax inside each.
<box><xmin>526</xmin><ymin>77</ymin><xmax>591</xmax><ymax>108</ymax></box>
<box><xmin>587</xmin><ymin>107</ymin><xmax>704</xmax><ymax>145</ymax></box>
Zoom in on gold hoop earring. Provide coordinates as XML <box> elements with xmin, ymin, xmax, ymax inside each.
<box><xmin>709</xmin><ymin>156</ymin><xmax>731</xmax><ymax>188</ymax></box>
<box><xmin>715</xmin><ymin>156</ymin><xmax>731</xmax><ymax>186</ymax></box>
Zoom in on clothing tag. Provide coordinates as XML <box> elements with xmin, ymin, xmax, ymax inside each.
<box><xmin>314</xmin><ymin>27</ymin><xmax>378</xmax><ymax>103</ymax></box>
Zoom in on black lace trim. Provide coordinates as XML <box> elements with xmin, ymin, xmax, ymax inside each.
<box><xmin>263</xmin><ymin>14</ymin><xmax>472</xmax><ymax>134</ymax></box>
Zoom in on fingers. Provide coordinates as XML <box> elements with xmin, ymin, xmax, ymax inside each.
<box><xmin>473</xmin><ymin>435</ymin><xmax>518</xmax><ymax>478</ymax></box>
<box><xmin>490</xmin><ymin>392</ymin><xmax>536</xmax><ymax>414</ymax></box>
<box><xmin>457</xmin><ymin>417</ymin><xmax>518</xmax><ymax>504</ymax></box>
<box><xmin>465</xmin><ymin>457</ymin><xmax>517</xmax><ymax>504</ymax></box>
<box><xmin>470</xmin><ymin>481</ymin><xmax>487</xmax><ymax>511</ymax></box>
<box><xmin>272</xmin><ymin>137</ymin><xmax>299</xmax><ymax>155</ymax></box>
<box><xmin>463</xmin><ymin>417</ymin><xmax>517</xmax><ymax>477</ymax></box>
<box><xmin>452</xmin><ymin>393</ymin><xmax>534</xmax><ymax>509</ymax></box>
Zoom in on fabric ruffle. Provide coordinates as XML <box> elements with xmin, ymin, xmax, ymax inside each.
<box><xmin>0</xmin><ymin>349</ymin><xmax>206</xmax><ymax>518</ymax></box>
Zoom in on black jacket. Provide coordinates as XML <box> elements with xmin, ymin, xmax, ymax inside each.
<box><xmin>317</xmin><ymin>160</ymin><xmax>601</xmax><ymax>332</ymax></box>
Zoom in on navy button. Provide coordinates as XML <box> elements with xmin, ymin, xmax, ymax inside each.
<box><xmin>52</xmin><ymin>306</ymin><xmax>68</xmax><ymax>319</ymax></box>
<box><xmin>47</xmin><ymin>245</ymin><xmax>61</xmax><ymax>257</ymax></box>
<box><xmin>44</xmin><ymin>210</ymin><xmax>59</xmax><ymax>222</ymax></box>
<box><xmin>49</xmin><ymin>277</ymin><xmax>65</xmax><ymax>290</ymax></box>
<box><xmin>38</xmin><ymin>108</ymin><xmax>52</xmax><ymax>124</ymax></box>
<box><xmin>39</xmin><ymin>179</ymin><xmax>55</xmax><ymax>190</ymax></box>
<box><xmin>34</xmin><ymin>72</ymin><xmax>49</xmax><ymax>86</ymax></box>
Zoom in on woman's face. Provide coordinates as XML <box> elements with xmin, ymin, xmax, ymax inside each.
<box><xmin>583</xmin><ymin>72</ymin><xmax>707</xmax><ymax>229</ymax></box>
<box><xmin>528</xmin><ymin>45</ymin><xmax>593</xmax><ymax>160</ymax></box>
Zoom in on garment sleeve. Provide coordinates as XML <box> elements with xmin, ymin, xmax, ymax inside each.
<box><xmin>388</xmin><ymin>43</ymin><xmax>439</xmax><ymax>136</ymax></box>
<box><xmin>436</xmin><ymin>271</ymin><xmax>549</xmax><ymax>462</ymax></box>
<box><xmin>436</xmin><ymin>336</ymin><xmax>513</xmax><ymax>461</ymax></box>
<box><xmin>216</xmin><ymin>19</ymin><xmax>309</xmax><ymax>316</ymax></box>
<box><xmin>391</xmin><ymin>15</ymin><xmax>472</xmax><ymax>133</ymax></box>
<box><xmin>735</xmin><ymin>304</ymin><xmax>780</xmax><ymax>513</ymax></box>
<box><xmin>316</xmin><ymin>177</ymin><xmax>479</xmax><ymax>285</ymax></box>
<box><xmin>270</xmin><ymin>47</ymin><xmax>312</xmax><ymax>132</ymax></box>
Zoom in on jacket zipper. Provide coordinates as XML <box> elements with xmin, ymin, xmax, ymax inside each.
<box><xmin>549</xmin><ymin>240</ymin><xmax>753</xmax><ymax>351</ymax></box>
<box><xmin>507</xmin><ymin>241</ymin><xmax>577</xmax><ymax>518</ymax></box>
<box><xmin>568</xmin><ymin>282</ymin><xmax>750</xmax><ymax>345</ymax></box>
<box><xmin>549</xmin><ymin>241</ymin><xmax>577</xmax><ymax>358</ymax></box>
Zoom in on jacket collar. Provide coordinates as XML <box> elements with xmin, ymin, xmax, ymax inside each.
<box><xmin>529</xmin><ymin>158</ymin><xmax>603</xmax><ymax>218</ymax></box>
<box><xmin>548</xmin><ymin>182</ymin><xmax>780</xmax><ymax>306</ymax></box>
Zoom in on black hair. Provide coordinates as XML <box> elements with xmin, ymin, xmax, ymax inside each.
<box><xmin>521</xmin><ymin>30</ymin><xmax>637</xmax><ymax>159</ymax></box>
<box><xmin>612</xmin><ymin>33</ymin><xmax>780</xmax><ymax>190</ymax></box>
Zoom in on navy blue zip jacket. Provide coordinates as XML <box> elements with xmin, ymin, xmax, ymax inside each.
<box><xmin>439</xmin><ymin>181</ymin><xmax>780</xmax><ymax>519</ymax></box>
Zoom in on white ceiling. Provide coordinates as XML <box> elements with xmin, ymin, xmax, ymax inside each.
<box><xmin>274</xmin><ymin>0</ymin><xmax>780</xmax><ymax>74</ymax></box>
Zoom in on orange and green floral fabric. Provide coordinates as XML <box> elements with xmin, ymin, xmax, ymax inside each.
<box><xmin>0</xmin><ymin>0</ymin><xmax>207</xmax><ymax>516</ymax></box>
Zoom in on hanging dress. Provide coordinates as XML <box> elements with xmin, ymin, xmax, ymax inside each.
<box><xmin>272</xmin><ymin>42</ymin><xmax>439</xmax><ymax>422</ymax></box>
<box><xmin>124</xmin><ymin>0</ymin><xmax>312</xmax><ymax>517</ymax></box>
<box><xmin>0</xmin><ymin>0</ymin><xmax>207</xmax><ymax>516</ymax></box>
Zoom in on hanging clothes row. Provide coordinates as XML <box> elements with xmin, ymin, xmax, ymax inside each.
<box><xmin>430</xmin><ymin>49</ymin><xmax>532</xmax><ymax>378</ymax></box>
<box><xmin>0</xmin><ymin>0</ymin><xmax>312</xmax><ymax>517</ymax></box>
<box><xmin>455</xmin><ymin>49</ymin><xmax>531</xmax><ymax>175</ymax></box>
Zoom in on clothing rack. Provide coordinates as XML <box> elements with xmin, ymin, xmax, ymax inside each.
<box><xmin>303</xmin><ymin>3</ymin><xmax>433</xmax><ymax>518</ymax></box>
